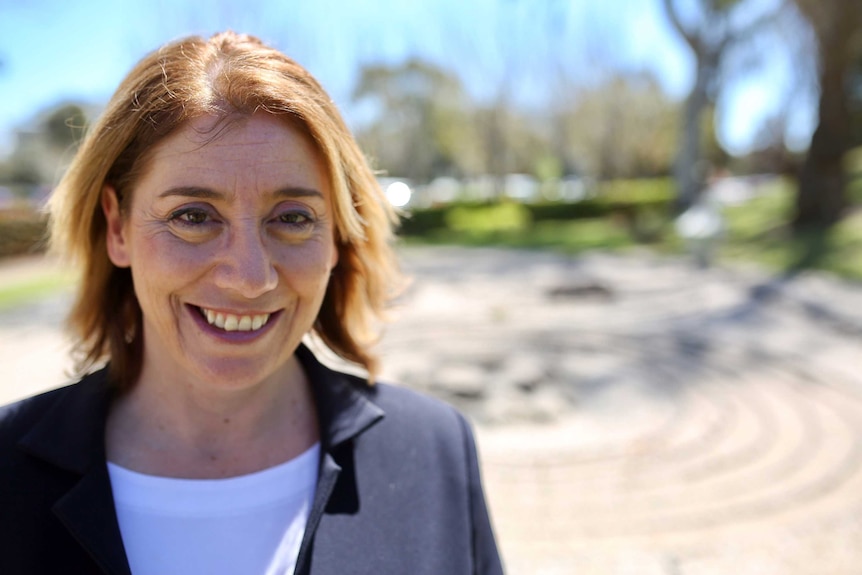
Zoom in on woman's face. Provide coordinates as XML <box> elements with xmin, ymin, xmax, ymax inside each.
<box><xmin>103</xmin><ymin>114</ymin><xmax>339</xmax><ymax>391</ymax></box>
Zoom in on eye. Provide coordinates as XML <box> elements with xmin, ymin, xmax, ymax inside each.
<box><xmin>169</xmin><ymin>208</ymin><xmax>210</xmax><ymax>225</ymax></box>
<box><xmin>279</xmin><ymin>212</ymin><xmax>308</xmax><ymax>224</ymax></box>
<box><xmin>278</xmin><ymin>212</ymin><xmax>312</xmax><ymax>226</ymax></box>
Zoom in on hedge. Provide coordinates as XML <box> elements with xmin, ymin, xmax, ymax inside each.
<box><xmin>397</xmin><ymin>179</ymin><xmax>675</xmax><ymax>238</ymax></box>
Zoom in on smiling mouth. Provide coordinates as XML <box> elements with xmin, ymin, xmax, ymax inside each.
<box><xmin>196</xmin><ymin>306</ymin><xmax>272</xmax><ymax>332</ymax></box>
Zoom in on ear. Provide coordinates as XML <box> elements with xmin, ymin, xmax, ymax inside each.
<box><xmin>329</xmin><ymin>243</ymin><xmax>339</xmax><ymax>272</ymax></box>
<box><xmin>102</xmin><ymin>186</ymin><xmax>131</xmax><ymax>268</ymax></box>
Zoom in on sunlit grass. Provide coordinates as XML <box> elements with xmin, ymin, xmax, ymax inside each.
<box><xmin>401</xmin><ymin>177</ymin><xmax>862</xmax><ymax>281</ymax></box>
<box><xmin>400</xmin><ymin>217</ymin><xmax>635</xmax><ymax>255</ymax></box>
<box><xmin>0</xmin><ymin>270</ymin><xmax>75</xmax><ymax>311</ymax></box>
<box><xmin>720</xmin><ymin>180</ymin><xmax>862</xmax><ymax>280</ymax></box>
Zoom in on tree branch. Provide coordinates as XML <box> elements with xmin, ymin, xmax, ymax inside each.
<box><xmin>662</xmin><ymin>0</ymin><xmax>704</xmax><ymax>54</ymax></box>
<box><xmin>727</xmin><ymin>0</ymin><xmax>789</xmax><ymax>47</ymax></box>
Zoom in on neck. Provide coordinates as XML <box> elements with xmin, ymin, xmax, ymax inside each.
<box><xmin>105</xmin><ymin>354</ymin><xmax>320</xmax><ymax>479</ymax></box>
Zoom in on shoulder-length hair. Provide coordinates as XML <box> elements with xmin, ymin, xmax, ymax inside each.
<box><xmin>48</xmin><ymin>31</ymin><xmax>401</xmax><ymax>387</ymax></box>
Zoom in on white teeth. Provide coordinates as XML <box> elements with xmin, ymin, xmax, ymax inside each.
<box><xmin>200</xmin><ymin>308</ymin><xmax>271</xmax><ymax>332</ymax></box>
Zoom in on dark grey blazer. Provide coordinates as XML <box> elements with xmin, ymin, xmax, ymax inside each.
<box><xmin>0</xmin><ymin>345</ymin><xmax>504</xmax><ymax>574</ymax></box>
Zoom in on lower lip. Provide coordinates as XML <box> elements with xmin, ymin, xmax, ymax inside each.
<box><xmin>187</xmin><ymin>305</ymin><xmax>281</xmax><ymax>343</ymax></box>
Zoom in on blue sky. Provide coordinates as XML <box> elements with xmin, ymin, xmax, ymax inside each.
<box><xmin>0</xmin><ymin>0</ymin><xmax>813</xmax><ymax>157</ymax></box>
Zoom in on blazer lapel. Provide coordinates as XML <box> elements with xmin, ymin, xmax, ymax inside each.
<box><xmin>293</xmin><ymin>345</ymin><xmax>386</xmax><ymax>574</ymax></box>
<box><xmin>53</xmin><ymin>465</ymin><xmax>133</xmax><ymax>575</ymax></box>
<box><xmin>294</xmin><ymin>452</ymin><xmax>341</xmax><ymax>574</ymax></box>
<box><xmin>18</xmin><ymin>370</ymin><xmax>131</xmax><ymax>575</ymax></box>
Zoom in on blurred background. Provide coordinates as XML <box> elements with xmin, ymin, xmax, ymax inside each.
<box><xmin>0</xmin><ymin>0</ymin><xmax>860</xmax><ymax>269</ymax></box>
<box><xmin>2</xmin><ymin>1</ymin><xmax>862</xmax><ymax>573</ymax></box>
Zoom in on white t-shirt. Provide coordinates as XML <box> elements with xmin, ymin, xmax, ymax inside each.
<box><xmin>108</xmin><ymin>443</ymin><xmax>319</xmax><ymax>575</ymax></box>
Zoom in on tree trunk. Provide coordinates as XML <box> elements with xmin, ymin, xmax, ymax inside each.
<box><xmin>674</xmin><ymin>54</ymin><xmax>712</xmax><ymax>212</ymax></box>
<box><xmin>793</xmin><ymin>45</ymin><xmax>851</xmax><ymax>230</ymax></box>
<box><xmin>791</xmin><ymin>0</ymin><xmax>862</xmax><ymax>231</ymax></box>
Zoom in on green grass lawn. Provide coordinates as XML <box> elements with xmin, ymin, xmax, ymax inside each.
<box><xmin>400</xmin><ymin>178</ymin><xmax>862</xmax><ymax>282</ymax></box>
<box><xmin>720</xmin><ymin>180</ymin><xmax>862</xmax><ymax>281</ymax></box>
<box><xmin>401</xmin><ymin>217</ymin><xmax>635</xmax><ymax>254</ymax></box>
<box><xmin>0</xmin><ymin>269</ymin><xmax>75</xmax><ymax>311</ymax></box>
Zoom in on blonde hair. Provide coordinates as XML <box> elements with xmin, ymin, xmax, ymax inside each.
<box><xmin>48</xmin><ymin>31</ymin><xmax>401</xmax><ymax>387</ymax></box>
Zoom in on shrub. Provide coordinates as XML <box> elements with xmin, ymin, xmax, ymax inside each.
<box><xmin>397</xmin><ymin>178</ymin><xmax>675</xmax><ymax>241</ymax></box>
<box><xmin>445</xmin><ymin>202</ymin><xmax>532</xmax><ymax>233</ymax></box>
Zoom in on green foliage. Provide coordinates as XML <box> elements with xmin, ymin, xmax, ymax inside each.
<box><xmin>398</xmin><ymin>178</ymin><xmax>676</xmax><ymax>237</ymax></box>
<box><xmin>44</xmin><ymin>104</ymin><xmax>87</xmax><ymax>149</ymax></box>
<box><xmin>848</xmin><ymin>175</ymin><xmax>862</xmax><ymax>203</ymax></box>
<box><xmin>525</xmin><ymin>219</ymin><xmax>633</xmax><ymax>252</ymax></box>
<box><xmin>598</xmin><ymin>178</ymin><xmax>675</xmax><ymax>203</ymax></box>
<box><xmin>533</xmin><ymin>155</ymin><xmax>563</xmax><ymax>182</ymax></box>
<box><xmin>399</xmin><ymin>176</ymin><xmax>862</xmax><ymax>280</ymax></box>
<box><xmin>353</xmin><ymin>61</ymin><xmax>681</xmax><ymax>183</ymax></box>
<box><xmin>554</xmin><ymin>72</ymin><xmax>680</xmax><ymax>179</ymax></box>
<box><xmin>2</xmin><ymin>101</ymin><xmax>91</xmax><ymax>189</ymax></box>
<box><xmin>352</xmin><ymin>59</ymin><xmax>477</xmax><ymax>180</ymax></box>
<box><xmin>397</xmin><ymin>206</ymin><xmax>450</xmax><ymax>236</ymax></box>
<box><xmin>445</xmin><ymin>202</ymin><xmax>531</xmax><ymax>233</ymax></box>
<box><xmin>845</xmin><ymin>146</ymin><xmax>862</xmax><ymax>177</ymax></box>
<box><xmin>0</xmin><ymin>161</ymin><xmax>41</xmax><ymax>185</ymax></box>
<box><xmin>400</xmin><ymin>217</ymin><xmax>633</xmax><ymax>255</ymax></box>
<box><xmin>397</xmin><ymin>178</ymin><xmax>677</xmax><ymax>253</ymax></box>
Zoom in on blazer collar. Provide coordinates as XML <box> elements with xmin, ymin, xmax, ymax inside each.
<box><xmin>17</xmin><ymin>369</ymin><xmax>130</xmax><ymax>574</ymax></box>
<box><xmin>18</xmin><ymin>367</ymin><xmax>114</xmax><ymax>472</ymax></box>
<box><xmin>295</xmin><ymin>343</ymin><xmax>385</xmax><ymax>449</ymax></box>
<box><xmin>19</xmin><ymin>345</ymin><xmax>385</xmax><ymax>469</ymax></box>
<box><xmin>286</xmin><ymin>345</ymin><xmax>387</xmax><ymax>575</ymax></box>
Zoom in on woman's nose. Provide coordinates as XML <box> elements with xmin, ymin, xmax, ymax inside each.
<box><xmin>213</xmin><ymin>226</ymin><xmax>278</xmax><ymax>299</ymax></box>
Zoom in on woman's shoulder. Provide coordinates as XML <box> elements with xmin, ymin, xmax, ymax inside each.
<box><xmin>336</xmin><ymin>369</ymin><xmax>470</xmax><ymax>431</ymax></box>
<box><xmin>0</xmin><ymin>370</ymin><xmax>108</xmax><ymax>447</ymax></box>
<box><xmin>0</xmin><ymin>385</ymin><xmax>75</xmax><ymax>440</ymax></box>
<box><xmin>343</xmin><ymin>374</ymin><xmax>479</xmax><ymax>454</ymax></box>
<box><xmin>373</xmin><ymin>380</ymin><xmax>465</xmax><ymax>423</ymax></box>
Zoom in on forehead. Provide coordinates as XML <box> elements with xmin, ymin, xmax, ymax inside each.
<box><xmin>137</xmin><ymin>114</ymin><xmax>329</xmax><ymax>197</ymax></box>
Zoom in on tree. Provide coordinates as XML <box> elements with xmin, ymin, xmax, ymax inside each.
<box><xmin>44</xmin><ymin>104</ymin><xmax>87</xmax><ymax>150</ymax></box>
<box><xmin>1</xmin><ymin>102</ymin><xmax>90</xmax><ymax>191</ymax></box>
<box><xmin>352</xmin><ymin>59</ymin><xmax>478</xmax><ymax>181</ymax></box>
<box><xmin>553</xmin><ymin>72</ymin><xmax>681</xmax><ymax>180</ymax></box>
<box><xmin>791</xmin><ymin>0</ymin><xmax>862</xmax><ymax>230</ymax></box>
<box><xmin>663</xmin><ymin>0</ymin><xmax>782</xmax><ymax>209</ymax></box>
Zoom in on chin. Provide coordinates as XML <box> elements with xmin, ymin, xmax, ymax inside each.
<box><xmin>187</xmin><ymin>356</ymin><xmax>287</xmax><ymax>392</ymax></box>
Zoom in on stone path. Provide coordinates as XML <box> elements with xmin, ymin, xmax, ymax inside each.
<box><xmin>2</xmin><ymin>246</ymin><xmax>862</xmax><ymax>573</ymax></box>
<box><xmin>375</xmin><ymin>247</ymin><xmax>862</xmax><ymax>574</ymax></box>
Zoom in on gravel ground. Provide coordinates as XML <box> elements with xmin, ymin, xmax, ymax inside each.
<box><xmin>3</xmin><ymin>246</ymin><xmax>862</xmax><ymax>574</ymax></box>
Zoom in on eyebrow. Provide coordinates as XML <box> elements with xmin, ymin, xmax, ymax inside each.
<box><xmin>157</xmin><ymin>186</ymin><xmax>324</xmax><ymax>201</ymax></box>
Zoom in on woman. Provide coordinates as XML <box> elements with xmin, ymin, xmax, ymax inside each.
<box><xmin>0</xmin><ymin>32</ymin><xmax>503</xmax><ymax>575</ymax></box>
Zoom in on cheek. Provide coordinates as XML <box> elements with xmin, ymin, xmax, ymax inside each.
<box><xmin>129</xmin><ymin>233</ymin><xmax>209</xmax><ymax>298</ymax></box>
<box><xmin>276</xmin><ymin>242</ymin><xmax>335</xmax><ymax>289</ymax></box>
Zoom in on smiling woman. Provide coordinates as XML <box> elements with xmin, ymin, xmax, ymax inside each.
<box><xmin>101</xmin><ymin>114</ymin><xmax>338</xmax><ymax>404</ymax></box>
<box><xmin>0</xmin><ymin>32</ymin><xmax>503</xmax><ymax>575</ymax></box>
